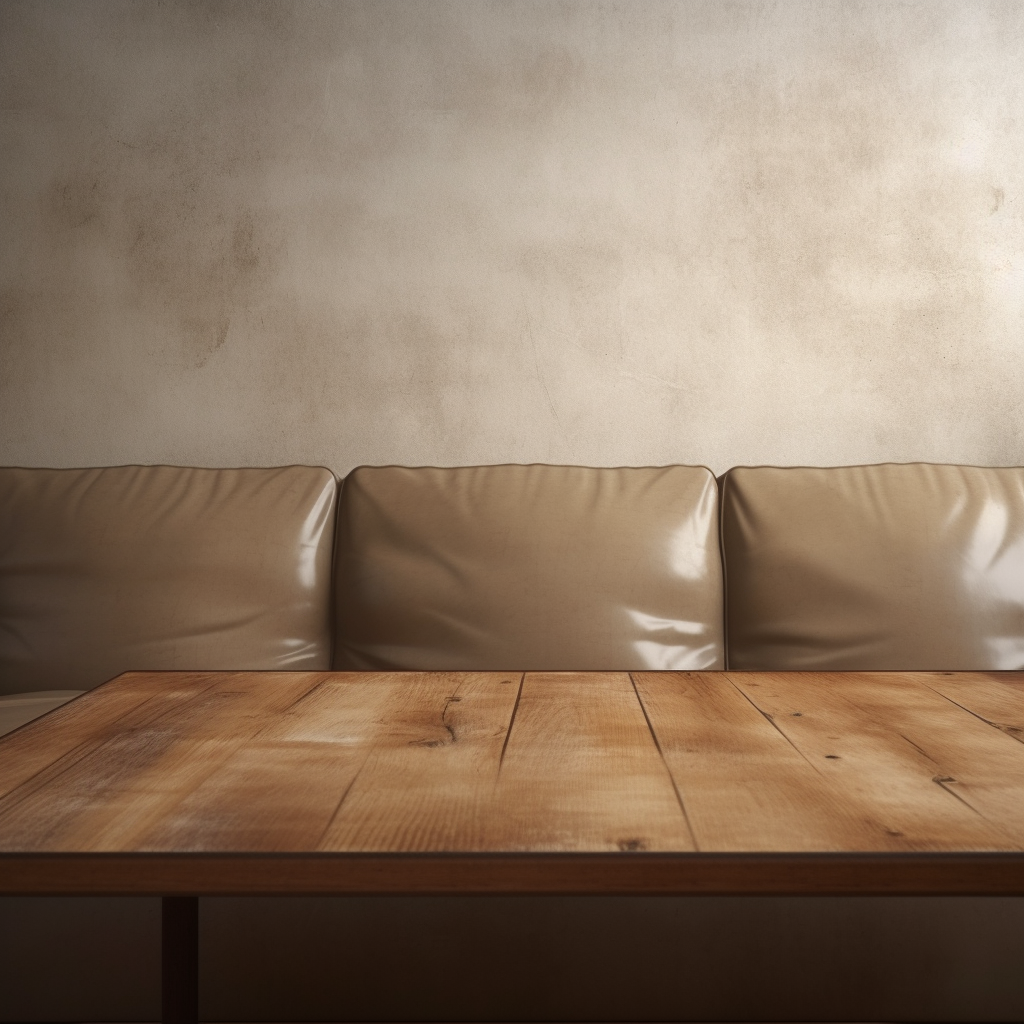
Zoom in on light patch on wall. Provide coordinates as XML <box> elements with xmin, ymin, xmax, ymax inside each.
<box><xmin>943</xmin><ymin>121</ymin><xmax>992</xmax><ymax>171</ymax></box>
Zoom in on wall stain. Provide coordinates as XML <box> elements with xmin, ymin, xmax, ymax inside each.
<box><xmin>44</xmin><ymin>177</ymin><xmax>106</xmax><ymax>234</ymax></box>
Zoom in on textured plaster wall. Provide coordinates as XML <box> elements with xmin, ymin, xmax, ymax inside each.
<box><xmin>2</xmin><ymin>0</ymin><xmax>1023</xmax><ymax>475</ymax></box>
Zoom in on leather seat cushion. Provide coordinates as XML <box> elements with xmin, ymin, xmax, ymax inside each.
<box><xmin>334</xmin><ymin>464</ymin><xmax>724</xmax><ymax>670</ymax></box>
<box><xmin>722</xmin><ymin>463</ymin><xmax>1024</xmax><ymax>670</ymax></box>
<box><xmin>0</xmin><ymin>466</ymin><xmax>337</xmax><ymax>694</ymax></box>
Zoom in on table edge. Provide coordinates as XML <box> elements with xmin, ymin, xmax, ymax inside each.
<box><xmin>3</xmin><ymin>851</ymin><xmax>1023</xmax><ymax>896</ymax></box>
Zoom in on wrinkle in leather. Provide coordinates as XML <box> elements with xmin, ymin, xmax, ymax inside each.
<box><xmin>0</xmin><ymin>466</ymin><xmax>337</xmax><ymax>694</ymax></box>
<box><xmin>333</xmin><ymin>464</ymin><xmax>724</xmax><ymax>671</ymax></box>
<box><xmin>722</xmin><ymin>463</ymin><xmax>1024</xmax><ymax>670</ymax></box>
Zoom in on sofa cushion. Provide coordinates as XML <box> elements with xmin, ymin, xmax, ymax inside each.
<box><xmin>333</xmin><ymin>464</ymin><xmax>723</xmax><ymax>670</ymax></box>
<box><xmin>0</xmin><ymin>466</ymin><xmax>337</xmax><ymax>695</ymax></box>
<box><xmin>722</xmin><ymin>463</ymin><xmax>1024</xmax><ymax>670</ymax></box>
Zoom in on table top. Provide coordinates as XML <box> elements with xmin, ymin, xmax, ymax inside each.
<box><xmin>1</xmin><ymin>670</ymin><xmax>1023</xmax><ymax>896</ymax></box>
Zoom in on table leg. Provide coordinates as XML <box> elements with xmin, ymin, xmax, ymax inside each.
<box><xmin>162</xmin><ymin>896</ymin><xmax>199</xmax><ymax>1024</ymax></box>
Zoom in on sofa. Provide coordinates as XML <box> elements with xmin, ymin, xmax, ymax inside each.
<box><xmin>2</xmin><ymin>461</ymin><xmax>1024</xmax><ymax>1021</ymax></box>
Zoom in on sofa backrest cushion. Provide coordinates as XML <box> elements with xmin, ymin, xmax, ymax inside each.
<box><xmin>333</xmin><ymin>464</ymin><xmax>724</xmax><ymax>671</ymax></box>
<box><xmin>0</xmin><ymin>465</ymin><xmax>337</xmax><ymax>695</ymax></box>
<box><xmin>721</xmin><ymin>463</ymin><xmax>1024</xmax><ymax>670</ymax></box>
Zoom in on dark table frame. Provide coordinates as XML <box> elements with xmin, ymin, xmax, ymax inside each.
<box><xmin>4</xmin><ymin>850</ymin><xmax>1024</xmax><ymax>1023</ymax></box>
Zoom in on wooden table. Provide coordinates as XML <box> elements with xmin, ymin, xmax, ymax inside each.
<box><xmin>2</xmin><ymin>669</ymin><xmax>1024</xmax><ymax>1023</ymax></box>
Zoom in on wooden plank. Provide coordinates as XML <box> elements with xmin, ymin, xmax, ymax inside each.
<box><xmin>0</xmin><ymin>672</ymin><xmax>325</xmax><ymax>852</ymax></box>
<box><xmin>632</xmin><ymin>671</ymin><xmax>894</xmax><ymax>852</ymax></box>
<box><xmin>319</xmin><ymin>673</ymin><xmax>521</xmax><ymax>852</ymax></box>
<box><xmin>132</xmin><ymin>671</ymin><xmax>399</xmax><ymax>852</ymax></box>
<box><xmin>485</xmin><ymin>672</ymin><xmax>696</xmax><ymax>852</ymax></box>
<box><xmin>142</xmin><ymin>672</ymin><xmax>511</xmax><ymax>852</ymax></box>
<box><xmin>922</xmin><ymin>671</ymin><xmax>1024</xmax><ymax>745</ymax></box>
<box><xmin>727</xmin><ymin>672</ymin><xmax>1022</xmax><ymax>852</ymax></box>
<box><xmin>806</xmin><ymin>671</ymin><xmax>1024</xmax><ymax>846</ymax></box>
<box><xmin>0</xmin><ymin>672</ymin><xmax>220</xmax><ymax>801</ymax></box>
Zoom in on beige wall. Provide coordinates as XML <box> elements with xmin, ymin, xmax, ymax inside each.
<box><xmin>2</xmin><ymin>0</ymin><xmax>1022</xmax><ymax>476</ymax></box>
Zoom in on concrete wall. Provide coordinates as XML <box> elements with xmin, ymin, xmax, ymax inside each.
<box><xmin>2</xmin><ymin>0</ymin><xmax>1023</xmax><ymax>475</ymax></box>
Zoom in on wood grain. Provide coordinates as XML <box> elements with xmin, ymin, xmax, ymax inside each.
<box><xmin>922</xmin><ymin>671</ymin><xmax>1024</xmax><ymax>746</ymax></box>
<box><xmin>320</xmin><ymin>672</ymin><xmax>520</xmax><ymax>851</ymax></box>
<box><xmin>1</xmin><ymin>670</ymin><xmax>1024</xmax><ymax>895</ymax></box>
<box><xmin>0</xmin><ymin>673</ymin><xmax>219</xmax><ymax>801</ymax></box>
<box><xmin>632</xmin><ymin>671</ymin><xmax>879</xmax><ymax>851</ymax></box>
<box><xmin>0</xmin><ymin>672</ymin><xmax>324</xmax><ymax>851</ymax></box>
<box><xmin>135</xmin><ymin>672</ymin><xmax>428</xmax><ymax>852</ymax></box>
<box><xmin>486</xmin><ymin>673</ymin><xmax>695</xmax><ymax>852</ymax></box>
<box><xmin>725</xmin><ymin>671</ymin><xmax>1022</xmax><ymax>851</ymax></box>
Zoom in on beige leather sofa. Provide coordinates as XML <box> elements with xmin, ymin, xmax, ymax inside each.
<box><xmin>0</xmin><ymin>465</ymin><xmax>337</xmax><ymax>735</ymax></box>
<box><xmin>721</xmin><ymin>463</ymin><xmax>1024</xmax><ymax>671</ymax></box>
<box><xmin>2</xmin><ymin>461</ymin><xmax>1024</xmax><ymax>1022</ymax></box>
